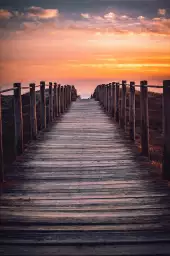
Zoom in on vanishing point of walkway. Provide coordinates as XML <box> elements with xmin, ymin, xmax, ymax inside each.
<box><xmin>1</xmin><ymin>99</ymin><xmax>170</xmax><ymax>255</ymax></box>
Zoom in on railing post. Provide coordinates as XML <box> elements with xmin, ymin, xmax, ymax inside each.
<box><xmin>49</xmin><ymin>82</ymin><xmax>53</xmax><ymax>123</ymax></box>
<box><xmin>65</xmin><ymin>86</ymin><xmax>67</xmax><ymax>111</ymax></box>
<box><xmin>120</xmin><ymin>80</ymin><xmax>127</xmax><ymax>130</ymax></box>
<box><xmin>99</xmin><ymin>85</ymin><xmax>102</xmax><ymax>104</ymax></box>
<box><xmin>30</xmin><ymin>83</ymin><xmax>37</xmax><ymax>140</ymax></box>
<box><xmin>69</xmin><ymin>85</ymin><xmax>72</xmax><ymax>106</ymax></box>
<box><xmin>67</xmin><ymin>85</ymin><xmax>70</xmax><ymax>107</ymax></box>
<box><xmin>13</xmin><ymin>83</ymin><xmax>23</xmax><ymax>155</ymax></box>
<box><xmin>129</xmin><ymin>82</ymin><xmax>135</xmax><ymax>141</ymax></box>
<box><xmin>163</xmin><ymin>80</ymin><xmax>170</xmax><ymax>179</ymax></box>
<box><xmin>107</xmin><ymin>84</ymin><xmax>109</xmax><ymax>112</ymax></box>
<box><xmin>98</xmin><ymin>85</ymin><xmax>101</xmax><ymax>103</ymax></box>
<box><xmin>101</xmin><ymin>85</ymin><xmax>104</xmax><ymax>107</ymax></box>
<box><xmin>65</xmin><ymin>86</ymin><xmax>67</xmax><ymax>110</ymax></box>
<box><xmin>103</xmin><ymin>85</ymin><xmax>106</xmax><ymax>109</ymax></box>
<box><xmin>58</xmin><ymin>84</ymin><xmax>61</xmax><ymax>116</ymax></box>
<box><xmin>103</xmin><ymin>84</ymin><xmax>105</xmax><ymax>107</ymax></box>
<box><xmin>54</xmin><ymin>83</ymin><xmax>58</xmax><ymax>119</ymax></box>
<box><xmin>111</xmin><ymin>82</ymin><xmax>116</xmax><ymax>117</ymax></box>
<box><xmin>107</xmin><ymin>84</ymin><xmax>110</xmax><ymax>113</ymax></box>
<box><xmin>66</xmin><ymin>85</ymin><xmax>69</xmax><ymax>109</ymax></box>
<box><xmin>140</xmin><ymin>80</ymin><xmax>149</xmax><ymax>157</ymax></box>
<box><xmin>0</xmin><ymin>93</ymin><xmax>4</xmax><ymax>182</ymax></box>
<box><xmin>40</xmin><ymin>81</ymin><xmax>46</xmax><ymax>130</ymax></box>
<box><xmin>108</xmin><ymin>83</ymin><xmax>112</xmax><ymax>114</ymax></box>
<box><xmin>115</xmin><ymin>83</ymin><xmax>120</xmax><ymax>123</ymax></box>
<box><xmin>105</xmin><ymin>85</ymin><xmax>108</xmax><ymax>112</ymax></box>
<box><xmin>64</xmin><ymin>86</ymin><xmax>67</xmax><ymax>111</ymax></box>
<box><xmin>61</xmin><ymin>86</ymin><xmax>64</xmax><ymax>114</ymax></box>
<box><xmin>96</xmin><ymin>86</ymin><xmax>99</xmax><ymax>101</ymax></box>
<box><xmin>63</xmin><ymin>86</ymin><xmax>65</xmax><ymax>112</ymax></box>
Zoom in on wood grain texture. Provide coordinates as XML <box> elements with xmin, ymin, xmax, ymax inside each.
<box><xmin>1</xmin><ymin>99</ymin><xmax>170</xmax><ymax>255</ymax></box>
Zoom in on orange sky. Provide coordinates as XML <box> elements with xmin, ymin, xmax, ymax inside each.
<box><xmin>0</xmin><ymin>4</ymin><xmax>170</xmax><ymax>96</ymax></box>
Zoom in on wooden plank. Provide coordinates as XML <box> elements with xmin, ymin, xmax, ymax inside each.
<box><xmin>1</xmin><ymin>243</ymin><xmax>170</xmax><ymax>256</ymax></box>
<box><xmin>1</xmin><ymin>99</ymin><xmax>170</xmax><ymax>255</ymax></box>
<box><xmin>13</xmin><ymin>83</ymin><xmax>24</xmax><ymax>155</ymax></box>
<box><xmin>163</xmin><ymin>80</ymin><xmax>170</xmax><ymax>179</ymax></box>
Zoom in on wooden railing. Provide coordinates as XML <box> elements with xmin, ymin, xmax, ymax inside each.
<box><xmin>93</xmin><ymin>80</ymin><xmax>170</xmax><ymax>180</ymax></box>
<box><xmin>0</xmin><ymin>82</ymin><xmax>77</xmax><ymax>181</ymax></box>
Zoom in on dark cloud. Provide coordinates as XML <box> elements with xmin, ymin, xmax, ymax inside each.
<box><xmin>0</xmin><ymin>0</ymin><xmax>169</xmax><ymax>17</ymax></box>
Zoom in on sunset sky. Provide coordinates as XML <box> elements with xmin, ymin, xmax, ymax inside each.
<box><xmin>0</xmin><ymin>0</ymin><xmax>170</xmax><ymax>96</ymax></box>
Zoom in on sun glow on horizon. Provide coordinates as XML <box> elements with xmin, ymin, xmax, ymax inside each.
<box><xmin>0</xmin><ymin>3</ymin><xmax>170</xmax><ymax>95</ymax></box>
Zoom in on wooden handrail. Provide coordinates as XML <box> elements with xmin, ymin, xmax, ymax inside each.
<box><xmin>93</xmin><ymin>80</ymin><xmax>170</xmax><ymax>180</ymax></box>
<box><xmin>0</xmin><ymin>82</ymin><xmax>77</xmax><ymax>181</ymax></box>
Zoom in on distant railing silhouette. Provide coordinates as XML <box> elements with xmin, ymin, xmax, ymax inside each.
<box><xmin>93</xmin><ymin>80</ymin><xmax>170</xmax><ymax>180</ymax></box>
<box><xmin>0</xmin><ymin>82</ymin><xmax>77</xmax><ymax>181</ymax></box>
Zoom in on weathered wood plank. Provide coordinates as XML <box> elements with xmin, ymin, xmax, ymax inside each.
<box><xmin>1</xmin><ymin>99</ymin><xmax>170</xmax><ymax>256</ymax></box>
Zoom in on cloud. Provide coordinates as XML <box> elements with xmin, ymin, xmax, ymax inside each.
<box><xmin>27</xmin><ymin>6</ymin><xmax>59</xmax><ymax>19</ymax></box>
<box><xmin>158</xmin><ymin>9</ymin><xmax>166</xmax><ymax>16</ymax></box>
<box><xmin>93</xmin><ymin>16</ymin><xmax>104</xmax><ymax>21</ymax></box>
<box><xmin>1</xmin><ymin>6</ymin><xmax>170</xmax><ymax>39</ymax></box>
<box><xmin>152</xmin><ymin>17</ymin><xmax>161</xmax><ymax>21</ymax></box>
<box><xmin>119</xmin><ymin>15</ymin><xmax>132</xmax><ymax>21</ymax></box>
<box><xmin>120</xmin><ymin>15</ymin><xmax>128</xmax><ymax>20</ymax></box>
<box><xmin>81</xmin><ymin>13</ymin><xmax>90</xmax><ymax>19</ymax></box>
<box><xmin>104</xmin><ymin>12</ymin><xmax>116</xmax><ymax>20</ymax></box>
<box><xmin>0</xmin><ymin>9</ymin><xmax>13</xmax><ymax>19</ymax></box>
<box><xmin>139</xmin><ymin>17</ymin><xmax>170</xmax><ymax>36</ymax></box>
<box><xmin>137</xmin><ymin>16</ymin><xmax>145</xmax><ymax>20</ymax></box>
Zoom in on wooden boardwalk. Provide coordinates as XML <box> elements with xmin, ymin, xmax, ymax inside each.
<box><xmin>1</xmin><ymin>99</ymin><xmax>170</xmax><ymax>255</ymax></box>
